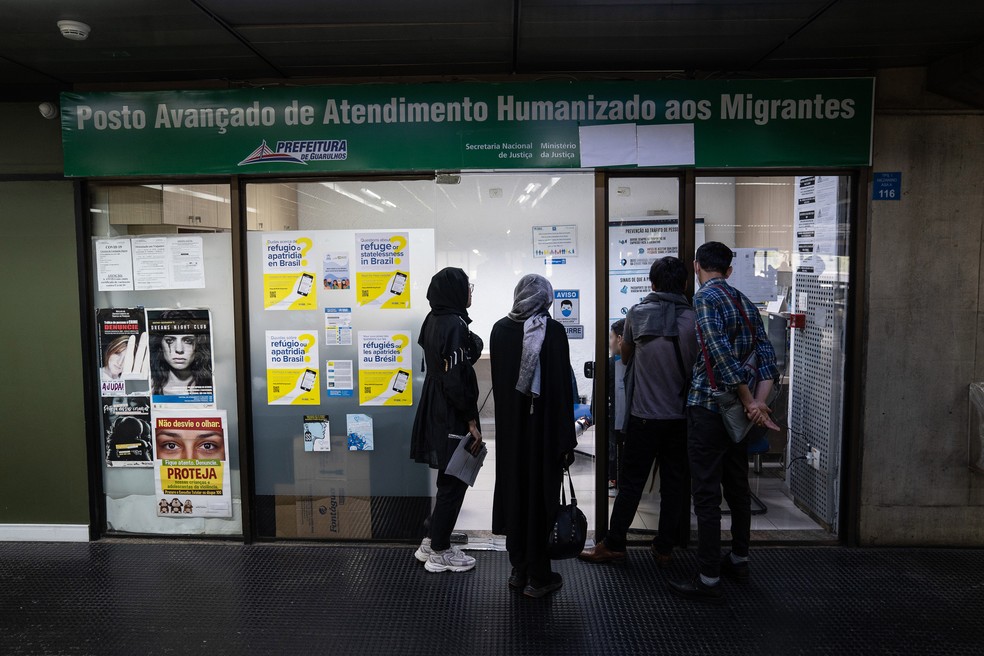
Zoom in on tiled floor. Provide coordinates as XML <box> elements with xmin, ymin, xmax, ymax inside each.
<box><xmin>456</xmin><ymin>432</ymin><xmax>825</xmax><ymax>536</ymax></box>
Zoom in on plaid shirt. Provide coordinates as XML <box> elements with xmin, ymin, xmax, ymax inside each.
<box><xmin>688</xmin><ymin>277</ymin><xmax>780</xmax><ymax>411</ymax></box>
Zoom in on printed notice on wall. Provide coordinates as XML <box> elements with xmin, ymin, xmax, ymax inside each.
<box><xmin>794</xmin><ymin>175</ymin><xmax>840</xmax><ymax>276</ymax></box>
<box><xmin>326</xmin><ymin>359</ymin><xmax>354</xmax><ymax>398</ymax></box>
<box><xmin>266</xmin><ymin>330</ymin><xmax>320</xmax><ymax>405</ymax></box>
<box><xmin>304</xmin><ymin>414</ymin><xmax>331</xmax><ymax>452</ymax></box>
<box><xmin>133</xmin><ymin>236</ymin><xmax>206</xmax><ymax>290</ymax></box>
<box><xmin>95</xmin><ymin>239</ymin><xmax>134</xmax><ymax>291</ymax></box>
<box><xmin>103</xmin><ymin>395</ymin><xmax>153</xmax><ymax>467</ymax></box>
<box><xmin>96</xmin><ymin>308</ymin><xmax>150</xmax><ymax>398</ymax></box>
<box><xmin>263</xmin><ymin>233</ymin><xmax>317</xmax><ymax>310</ymax></box>
<box><xmin>146</xmin><ymin>308</ymin><xmax>215</xmax><ymax>408</ymax></box>
<box><xmin>153</xmin><ymin>409</ymin><xmax>232</xmax><ymax>518</ymax></box>
<box><xmin>609</xmin><ymin>272</ymin><xmax>653</xmax><ymax>320</ymax></box>
<box><xmin>322</xmin><ymin>252</ymin><xmax>351</xmax><ymax>290</ymax></box>
<box><xmin>358</xmin><ymin>331</ymin><xmax>412</xmax><ymax>406</ymax></box>
<box><xmin>324</xmin><ymin>307</ymin><xmax>353</xmax><ymax>345</ymax></box>
<box><xmin>609</xmin><ymin>220</ymin><xmax>678</xmax><ymax>271</ymax></box>
<box><xmin>355</xmin><ymin>232</ymin><xmax>410</xmax><ymax>309</ymax></box>
<box><xmin>346</xmin><ymin>413</ymin><xmax>374</xmax><ymax>451</ymax></box>
<box><xmin>532</xmin><ymin>224</ymin><xmax>577</xmax><ymax>258</ymax></box>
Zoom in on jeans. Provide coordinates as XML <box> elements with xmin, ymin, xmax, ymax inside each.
<box><xmin>427</xmin><ymin>470</ymin><xmax>469</xmax><ymax>552</ymax></box>
<box><xmin>687</xmin><ymin>406</ymin><xmax>751</xmax><ymax>578</ymax></box>
<box><xmin>606</xmin><ymin>416</ymin><xmax>689</xmax><ymax>553</ymax></box>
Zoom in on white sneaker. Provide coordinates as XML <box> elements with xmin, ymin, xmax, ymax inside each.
<box><xmin>424</xmin><ymin>546</ymin><xmax>476</xmax><ymax>573</ymax></box>
<box><xmin>414</xmin><ymin>538</ymin><xmax>433</xmax><ymax>563</ymax></box>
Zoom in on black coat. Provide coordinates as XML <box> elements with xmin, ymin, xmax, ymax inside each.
<box><xmin>490</xmin><ymin>316</ymin><xmax>577</xmax><ymax>547</ymax></box>
<box><xmin>410</xmin><ymin>313</ymin><xmax>481</xmax><ymax>470</ymax></box>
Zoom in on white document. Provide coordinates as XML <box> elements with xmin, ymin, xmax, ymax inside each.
<box><xmin>636</xmin><ymin>123</ymin><xmax>696</xmax><ymax>166</ymax></box>
<box><xmin>130</xmin><ymin>236</ymin><xmax>205</xmax><ymax>290</ymax></box>
<box><xmin>95</xmin><ymin>239</ymin><xmax>134</xmax><ymax>291</ymax></box>
<box><xmin>578</xmin><ymin>123</ymin><xmax>638</xmax><ymax>167</ymax></box>
<box><xmin>166</xmin><ymin>236</ymin><xmax>206</xmax><ymax>289</ymax></box>
<box><xmin>444</xmin><ymin>434</ymin><xmax>488</xmax><ymax>487</ymax></box>
<box><xmin>324</xmin><ymin>307</ymin><xmax>354</xmax><ymax>346</ymax></box>
<box><xmin>132</xmin><ymin>237</ymin><xmax>169</xmax><ymax>290</ymax></box>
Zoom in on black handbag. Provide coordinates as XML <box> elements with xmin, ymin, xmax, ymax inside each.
<box><xmin>547</xmin><ymin>466</ymin><xmax>587</xmax><ymax>559</ymax></box>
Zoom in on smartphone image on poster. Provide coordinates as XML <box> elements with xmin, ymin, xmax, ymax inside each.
<box><xmin>297</xmin><ymin>273</ymin><xmax>315</xmax><ymax>296</ymax></box>
<box><xmin>392</xmin><ymin>369</ymin><xmax>410</xmax><ymax>393</ymax></box>
<box><xmin>300</xmin><ymin>368</ymin><xmax>318</xmax><ymax>392</ymax></box>
<box><xmin>390</xmin><ymin>272</ymin><xmax>408</xmax><ymax>295</ymax></box>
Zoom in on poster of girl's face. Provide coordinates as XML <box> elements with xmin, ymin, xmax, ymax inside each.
<box><xmin>146</xmin><ymin>309</ymin><xmax>215</xmax><ymax>406</ymax></box>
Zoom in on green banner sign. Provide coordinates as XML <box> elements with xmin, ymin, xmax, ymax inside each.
<box><xmin>61</xmin><ymin>79</ymin><xmax>873</xmax><ymax>177</ymax></box>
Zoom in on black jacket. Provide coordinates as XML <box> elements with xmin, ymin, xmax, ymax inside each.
<box><xmin>410</xmin><ymin>268</ymin><xmax>482</xmax><ymax>469</ymax></box>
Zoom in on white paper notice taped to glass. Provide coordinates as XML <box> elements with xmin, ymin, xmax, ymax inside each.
<box><xmin>636</xmin><ymin>123</ymin><xmax>696</xmax><ymax>167</ymax></box>
<box><xmin>578</xmin><ymin>123</ymin><xmax>638</xmax><ymax>167</ymax></box>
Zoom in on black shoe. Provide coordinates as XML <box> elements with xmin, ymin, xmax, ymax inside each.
<box><xmin>508</xmin><ymin>568</ymin><xmax>528</xmax><ymax>590</ymax></box>
<box><xmin>720</xmin><ymin>553</ymin><xmax>750</xmax><ymax>583</ymax></box>
<box><xmin>667</xmin><ymin>575</ymin><xmax>725</xmax><ymax>605</ymax></box>
<box><xmin>523</xmin><ymin>572</ymin><xmax>563</xmax><ymax>599</ymax></box>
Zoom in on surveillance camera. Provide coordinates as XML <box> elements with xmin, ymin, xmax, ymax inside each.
<box><xmin>38</xmin><ymin>102</ymin><xmax>58</xmax><ymax>119</ymax></box>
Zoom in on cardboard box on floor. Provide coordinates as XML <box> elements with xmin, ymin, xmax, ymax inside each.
<box><xmin>275</xmin><ymin>435</ymin><xmax>373</xmax><ymax>539</ymax></box>
<box><xmin>275</xmin><ymin>483</ymin><xmax>373</xmax><ymax>540</ymax></box>
<box><xmin>292</xmin><ymin>435</ymin><xmax>371</xmax><ymax>495</ymax></box>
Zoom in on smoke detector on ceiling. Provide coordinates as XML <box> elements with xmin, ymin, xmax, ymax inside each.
<box><xmin>57</xmin><ymin>20</ymin><xmax>90</xmax><ymax>41</ymax></box>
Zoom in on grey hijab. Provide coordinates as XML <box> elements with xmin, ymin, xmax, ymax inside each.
<box><xmin>508</xmin><ymin>274</ymin><xmax>554</xmax><ymax>397</ymax></box>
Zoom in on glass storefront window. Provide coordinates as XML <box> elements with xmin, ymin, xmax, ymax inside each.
<box><xmin>89</xmin><ymin>183</ymin><xmax>243</xmax><ymax>536</ymax></box>
<box><xmin>246</xmin><ymin>174</ymin><xmax>598</xmax><ymax>540</ymax></box>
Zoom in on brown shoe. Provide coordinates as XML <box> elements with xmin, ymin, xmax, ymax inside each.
<box><xmin>578</xmin><ymin>541</ymin><xmax>627</xmax><ymax>564</ymax></box>
<box><xmin>650</xmin><ymin>543</ymin><xmax>673</xmax><ymax>568</ymax></box>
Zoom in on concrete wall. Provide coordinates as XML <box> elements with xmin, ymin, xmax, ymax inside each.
<box><xmin>860</xmin><ymin>68</ymin><xmax>984</xmax><ymax>545</ymax></box>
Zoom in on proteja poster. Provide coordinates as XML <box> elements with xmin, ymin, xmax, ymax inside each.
<box><xmin>153</xmin><ymin>410</ymin><xmax>232</xmax><ymax>518</ymax></box>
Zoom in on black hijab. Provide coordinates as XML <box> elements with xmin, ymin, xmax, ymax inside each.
<box><xmin>425</xmin><ymin>267</ymin><xmax>471</xmax><ymax>321</ymax></box>
<box><xmin>419</xmin><ymin>267</ymin><xmax>471</xmax><ymax>348</ymax></box>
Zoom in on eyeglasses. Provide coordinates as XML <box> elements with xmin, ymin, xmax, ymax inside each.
<box><xmin>468</xmin><ymin>283</ymin><xmax>475</xmax><ymax>292</ymax></box>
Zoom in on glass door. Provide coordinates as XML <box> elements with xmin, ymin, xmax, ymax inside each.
<box><xmin>604</xmin><ymin>176</ymin><xmax>682</xmax><ymax>538</ymax></box>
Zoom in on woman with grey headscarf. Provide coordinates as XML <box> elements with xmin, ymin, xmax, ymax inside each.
<box><xmin>490</xmin><ymin>274</ymin><xmax>577</xmax><ymax>598</ymax></box>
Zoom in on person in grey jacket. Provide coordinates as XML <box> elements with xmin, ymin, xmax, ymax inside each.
<box><xmin>579</xmin><ymin>256</ymin><xmax>697</xmax><ymax>566</ymax></box>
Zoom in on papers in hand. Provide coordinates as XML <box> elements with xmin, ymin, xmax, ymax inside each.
<box><xmin>445</xmin><ymin>433</ymin><xmax>487</xmax><ymax>487</ymax></box>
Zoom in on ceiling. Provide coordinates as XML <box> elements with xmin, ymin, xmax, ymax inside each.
<box><xmin>2</xmin><ymin>0</ymin><xmax>983</xmax><ymax>101</ymax></box>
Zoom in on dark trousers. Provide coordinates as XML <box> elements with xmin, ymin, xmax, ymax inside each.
<box><xmin>607</xmin><ymin>429</ymin><xmax>617</xmax><ymax>482</ymax></box>
<box><xmin>506</xmin><ymin>532</ymin><xmax>552</xmax><ymax>585</ymax></box>
<box><xmin>687</xmin><ymin>405</ymin><xmax>751</xmax><ymax>578</ymax></box>
<box><xmin>606</xmin><ymin>416</ymin><xmax>689</xmax><ymax>553</ymax></box>
<box><xmin>427</xmin><ymin>470</ymin><xmax>468</xmax><ymax>552</ymax></box>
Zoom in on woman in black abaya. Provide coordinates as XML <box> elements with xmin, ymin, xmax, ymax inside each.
<box><xmin>490</xmin><ymin>274</ymin><xmax>577</xmax><ymax>598</ymax></box>
<box><xmin>410</xmin><ymin>267</ymin><xmax>484</xmax><ymax>573</ymax></box>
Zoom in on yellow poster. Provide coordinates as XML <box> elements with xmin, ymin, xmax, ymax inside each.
<box><xmin>266</xmin><ymin>330</ymin><xmax>320</xmax><ymax>405</ymax></box>
<box><xmin>263</xmin><ymin>234</ymin><xmax>317</xmax><ymax>310</ymax></box>
<box><xmin>355</xmin><ymin>232</ymin><xmax>410</xmax><ymax>309</ymax></box>
<box><xmin>152</xmin><ymin>410</ymin><xmax>232</xmax><ymax>518</ymax></box>
<box><xmin>358</xmin><ymin>331</ymin><xmax>412</xmax><ymax>406</ymax></box>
